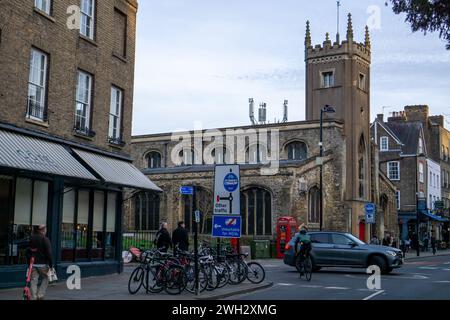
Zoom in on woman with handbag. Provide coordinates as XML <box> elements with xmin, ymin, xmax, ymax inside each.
<box><xmin>29</xmin><ymin>225</ymin><xmax>53</xmax><ymax>300</ymax></box>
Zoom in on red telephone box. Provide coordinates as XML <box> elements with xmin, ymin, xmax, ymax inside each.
<box><xmin>276</xmin><ymin>216</ymin><xmax>298</xmax><ymax>259</ymax></box>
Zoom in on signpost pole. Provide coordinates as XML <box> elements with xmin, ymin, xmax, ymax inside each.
<box><xmin>416</xmin><ymin>194</ymin><xmax>420</xmax><ymax>257</ymax></box>
<box><xmin>193</xmin><ymin>186</ymin><xmax>199</xmax><ymax>296</ymax></box>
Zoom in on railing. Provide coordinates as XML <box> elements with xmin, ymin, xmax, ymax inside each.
<box><xmin>122</xmin><ymin>230</ymin><xmax>158</xmax><ymax>250</ymax></box>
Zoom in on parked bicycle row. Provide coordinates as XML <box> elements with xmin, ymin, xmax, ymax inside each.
<box><xmin>127</xmin><ymin>241</ymin><xmax>266</xmax><ymax>295</ymax></box>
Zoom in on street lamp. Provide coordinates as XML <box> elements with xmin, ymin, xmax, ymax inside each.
<box><xmin>319</xmin><ymin>105</ymin><xmax>336</xmax><ymax>231</ymax></box>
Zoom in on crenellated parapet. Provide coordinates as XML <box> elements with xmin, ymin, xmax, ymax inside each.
<box><xmin>304</xmin><ymin>13</ymin><xmax>371</xmax><ymax>64</ymax></box>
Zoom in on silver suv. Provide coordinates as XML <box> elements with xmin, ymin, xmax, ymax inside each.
<box><xmin>283</xmin><ymin>231</ymin><xmax>404</xmax><ymax>274</ymax></box>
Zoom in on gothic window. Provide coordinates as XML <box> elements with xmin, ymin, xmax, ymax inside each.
<box><xmin>358</xmin><ymin>136</ymin><xmax>366</xmax><ymax>198</ymax></box>
<box><xmin>246</xmin><ymin>145</ymin><xmax>267</xmax><ymax>164</ymax></box>
<box><xmin>134</xmin><ymin>192</ymin><xmax>160</xmax><ymax>231</ymax></box>
<box><xmin>146</xmin><ymin>151</ymin><xmax>162</xmax><ymax>168</ymax></box>
<box><xmin>286</xmin><ymin>141</ymin><xmax>307</xmax><ymax>160</ymax></box>
<box><xmin>240</xmin><ymin>188</ymin><xmax>272</xmax><ymax>236</ymax></box>
<box><xmin>179</xmin><ymin>149</ymin><xmax>195</xmax><ymax>166</ymax></box>
<box><xmin>308</xmin><ymin>186</ymin><xmax>320</xmax><ymax>224</ymax></box>
<box><xmin>211</xmin><ymin>146</ymin><xmax>231</xmax><ymax>164</ymax></box>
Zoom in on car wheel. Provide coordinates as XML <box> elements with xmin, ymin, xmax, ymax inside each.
<box><xmin>370</xmin><ymin>256</ymin><xmax>388</xmax><ymax>274</ymax></box>
<box><xmin>385</xmin><ymin>267</ymin><xmax>393</xmax><ymax>274</ymax></box>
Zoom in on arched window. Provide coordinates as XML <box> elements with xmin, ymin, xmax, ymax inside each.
<box><xmin>240</xmin><ymin>187</ymin><xmax>272</xmax><ymax>236</ymax></box>
<box><xmin>308</xmin><ymin>186</ymin><xmax>320</xmax><ymax>224</ymax></box>
<box><xmin>211</xmin><ymin>146</ymin><xmax>231</xmax><ymax>164</ymax></box>
<box><xmin>179</xmin><ymin>149</ymin><xmax>195</xmax><ymax>166</ymax></box>
<box><xmin>286</xmin><ymin>141</ymin><xmax>307</xmax><ymax>160</ymax></box>
<box><xmin>246</xmin><ymin>145</ymin><xmax>267</xmax><ymax>164</ymax></box>
<box><xmin>134</xmin><ymin>192</ymin><xmax>160</xmax><ymax>231</ymax></box>
<box><xmin>146</xmin><ymin>151</ymin><xmax>162</xmax><ymax>168</ymax></box>
<box><xmin>182</xmin><ymin>188</ymin><xmax>212</xmax><ymax>234</ymax></box>
<box><xmin>358</xmin><ymin>135</ymin><xmax>366</xmax><ymax>198</ymax></box>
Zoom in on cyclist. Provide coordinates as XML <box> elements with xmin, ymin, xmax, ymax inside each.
<box><xmin>294</xmin><ymin>225</ymin><xmax>312</xmax><ymax>276</ymax></box>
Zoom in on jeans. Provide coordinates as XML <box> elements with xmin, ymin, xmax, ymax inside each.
<box><xmin>30</xmin><ymin>266</ymin><xmax>49</xmax><ymax>300</ymax></box>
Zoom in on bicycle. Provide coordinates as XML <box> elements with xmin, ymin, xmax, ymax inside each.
<box><xmin>295</xmin><ymin>242</ymin><xmax>312</xmax><ymax>281</ymax></box>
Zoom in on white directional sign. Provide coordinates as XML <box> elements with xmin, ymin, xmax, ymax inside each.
<box><xmin>213</xmin><ymin>165</ymin><xmax>240</xmax><ymax>215</ymax></box>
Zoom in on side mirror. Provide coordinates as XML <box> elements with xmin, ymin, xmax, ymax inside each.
<box><xmin>348</xmin><ymin>242</ymin><xmax>357</xmax><ymax>247</ymax></box>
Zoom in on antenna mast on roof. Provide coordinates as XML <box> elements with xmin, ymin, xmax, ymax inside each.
<box><xmin>336</xmin><ymin>0</ymin><xmax>341</xmax><ymax>43</ymax></box>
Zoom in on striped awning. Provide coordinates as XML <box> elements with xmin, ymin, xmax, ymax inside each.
<box><xmin>0</xmin><ymin>130</ymin><xmax>98</xmax><ymax>181</ymax></box>
<box><xmin>73</xmin><ymin>148</ymin><xmax>162</xmax><ymax>192</ymax></box>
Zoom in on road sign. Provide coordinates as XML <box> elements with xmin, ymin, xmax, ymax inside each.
<box><xmin>212</xmin><ymin>215</ymin><xmax>241</xmax><ymax>238</ymax></box>
<box><xmin>435</xmin><ymin>200</ymin><xmax>444</xmax><ymax>210</ymax></box>
<box><xmin>365</xmin><ymin>202</ymin><xmax>376</xmax><ymax>224</ymax></box>
<box><xmin>213</xmin><ymin>165</ymin><xmax>240</xmax><ymax>215</ymax></box>
<box><xmin>180</xmin><ymin>186</ymin><xmax>194</xmax><ymax>195</ymax></box>
<box><xmin>194</xmin><ymin>210</ymin><xmax>201</xmax><ymax>223</ymax></box>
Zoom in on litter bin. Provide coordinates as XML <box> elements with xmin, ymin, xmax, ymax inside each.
<box><xmin>251</xmin><ymin>240</ymin><xmax>271</xmax><ymax>259</ymax></box>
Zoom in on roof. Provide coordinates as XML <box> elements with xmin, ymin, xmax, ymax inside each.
<box><xmin>385</xmin><ymin>121</ymin><xmax>423</xmax><ymax>155</ymax></box>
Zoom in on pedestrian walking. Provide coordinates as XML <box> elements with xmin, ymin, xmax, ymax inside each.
<box><xmin>370</xmin><ymin>235</ymin><xmax>380</xmax><ymax>245</ymax></box>
<box><xmin>28</xmin><ymin>225</ymin><xmax>53</xmax><ymax>301</ymax></box>
<box><xmin>405</xmin><ymin>238</ymin><xmax>411</xmax><ymax>253</ymax></box>
<box><xmin>423</xmin><ymin>234</ymin><xmax>429</xmax><ymax>252</ymax></box>
<box><xmin>431</xmin><ymin>235</ymin><xmax>437</xmax><ymax>255</ymax></box>
<box><xmin>154</xmin><ymin>222</ymin><xmax>172</xmax><ymax>252</ymax></box>
<box><xmin>172</xmin><ymin>221</ymin><xmax>189</xmax><ymax>252</ymax></box>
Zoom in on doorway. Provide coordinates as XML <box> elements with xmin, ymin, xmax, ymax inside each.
<box><xmin>359</xmin><ymin>221</ymin><xmax>366</xmax><ymax>242</ymax></box>
<box><xmin>0</xmin><ymin>176</ymin><xmax>13</xmax><ymax>265</ymax></box>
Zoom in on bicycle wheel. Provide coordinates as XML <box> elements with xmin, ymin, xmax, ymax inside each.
<box><xmin>185</xmin><ymin>264</ymin><xmax>208</xmax><ymax>293</ymax></box>
<box><xmin>246</xmin><ymin>262</ymin><xmax>265</xmax><ymax>284</ymax></box>
<box><xmin>228</xmin><ymin>260</ymin><xmax>247</xmax><ymax>285</ymax></box>
<box><xmin>304</xmin><ymin>256</ymin><xmax>313</xmax><ymax>282</ymax></box>
<box><xmin>216</xmin><ymin>262</ymin><xmax>230</xmax><ymax>289</ymax></box>
<box><xmin>128</xmin><ymin>266</ymin><xmax>144</xmax><ymax>295</ymax></box>
<box><xmin>164</xmin><ymin>265</ymin><xmax>187</xmax><ymax>295</ymax></box>
<box><xmin>204</xmin><ymin>264</ymin><xmax>219</xmax><ymax>291</ymax></box>
<box><xmin>146</xmin><ymin>265</ymin><xmax>164</xmax><ymax>293</ymax></box>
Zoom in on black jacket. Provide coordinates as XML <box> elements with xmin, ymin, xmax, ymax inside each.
<box><xmin>155</xmin><ymin>228</ymin><xmax>172</xmax><ymax>251</ymax></box>
<box><xmin>172</xmin><ymin>227</ymin><xmax>189</xmax><ymax>251</ymax></box>
<box><xmin>29</xmin><ymin>234</ymin><xmax>53</xmax><ymax>268</ymax></box>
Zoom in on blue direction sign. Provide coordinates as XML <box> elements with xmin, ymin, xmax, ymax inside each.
<box><xmin>212</xmin><ymin>215</ymin><xmax>241</xmax><ymax>238</ymax></box>
<box><xmin>365</xmin><ymin>202</ymin><xmax>376</xmax><ymax>224</ymax></box>
<box><xmin>180</xmin><ymin>186</ymin><xmax>194</xmax><ymax>195</ymax></box>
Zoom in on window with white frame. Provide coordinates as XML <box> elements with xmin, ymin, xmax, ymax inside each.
<box><xmin>396</xmin><ymin>191</ymin><xmax>400</xmax><ymax>210</ymax></box>
<box><xmin>109</xmin><ymin>86</ymin><xmax>123</xmax><ymax>142</ymax></box>
<box><xmin>27</xmin><ymin>48</ymin><xmax>48</xmax><ymax>121</ymax></box>
<box><xmin>419</xmin><ymin>162</ymin><xmax>424</xmax><ymax>183</ymax></box>
<box><xmin>80</xmin><ymin>0</ymin><xmax>95</xmax><ymax>39</ymax></box>
<box><xmin>35</xmin><ymin>0</ymin><xmax>51</xmax><ymax>14</ymax></box>
<box><xmin>75</xmin><ymin>71</ymin><xmax>92</xmax><ymax>134</ymax></box>
<box><xmin>387</xmin><ymin>161</ymin><xmax>400</xmax><ymax>180</ymax></box>
<box><xmin>380</xmin><ymin>136</ymin><xmax>389</xmax><ymax>151</ymax></box>
<box><xmin>321</xmin><ymin>71</ymin><xmax>334</xmax><ymax>88</ymax></box>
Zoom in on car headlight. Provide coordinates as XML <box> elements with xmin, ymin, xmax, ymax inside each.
<box><xmin>386</xmin><ymin>250</ymin><xmax>397</xmax><ymax>257</ymax></box>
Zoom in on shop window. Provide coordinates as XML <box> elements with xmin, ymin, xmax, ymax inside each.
<box><xmin>91</xmin><ymin>191</ymin><xmax>105</xmax><ymax>259</ymax></box>
<box><xmin>105</xmin><ymin>192</ymin><xmax>117</xmax><ymax>260</ymax></box>
<box><xmin>76</xmin><ymin>190</ymin><xmax>89</xmax><ymax>260</ymax></box>
<box><xmin>61</xmin><ymin>188</ymin><xmax>75</xmax><ymax>262</ymax></box>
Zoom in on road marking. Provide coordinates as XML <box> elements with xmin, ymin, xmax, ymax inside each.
<box><xmin>444</xmin><ymin>262</ymin><xmax>450</xmax><ymax>265</ymax></box>
<box><xmin>363</xmin><ymin>290</ymin><xmax>385</xmax><ymax>300</ymax></box>
<box><xmin>324</xmin><ymin>286</ymin><xmax>350</xmax><ymax>290</ymax></box>
<box><xmin>419</xmin><ymin>267</ymin><xmax>439</xmax><ymax>270</ymax></box>
<box><xmin>434</xmin><ymin>281</ymin><xmax>450</xmax><ymax>283</ymax></box>
<box><xmin>300</xmin><ymin>285</ymin><xmax>323</xmax><ymax>288</ymax></box>
<box><xmin>442</xmin><ymin>269</ymin><xmax>450</xmax><ymax>271</ymax></box>
<box><xmin>276</xmin><ymin>283</ymin><xmax>294</xmax><ymax>286</ymax></box>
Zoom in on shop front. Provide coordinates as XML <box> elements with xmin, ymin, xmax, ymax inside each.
<box><xmin>0</xmin><ymin>128</ymin><xmax>161</xmax><ymax>288</ymax></box>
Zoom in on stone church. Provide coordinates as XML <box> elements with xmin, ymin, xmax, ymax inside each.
<box><xmin>125</xmin><ymin>14</ymin><xmax>399</xmax><ymax>242</ymax></box>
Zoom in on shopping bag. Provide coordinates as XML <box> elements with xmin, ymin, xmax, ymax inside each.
<box><xmin>48</xmin><ymin>268</ymin><xmax>58</xmax><ymax>283</ymax></box>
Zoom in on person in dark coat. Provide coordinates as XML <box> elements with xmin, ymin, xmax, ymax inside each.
<box><xmin>155</xmin><ymin>222</ymin><xmax>172</xmax><ymax>252</ymax></box>
<box><xmin>431</xmin><ymin>235</ymin><xmax>437</xmax><ymax>255</ymax></box>
<box><xmin>172</xmin><ymin>221</ymin><xmax>189</xmax><ymax>252</ymax></box>
<box><xmin>29</xmin><ymin>225</ymin><xmax>53</xmax><ymax>300</ymax></box>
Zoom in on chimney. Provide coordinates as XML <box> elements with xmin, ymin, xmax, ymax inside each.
<box><xmin>429</xmin><ymin>115</ymin><xmax>444</xmax><ymax>127</ymax></box>
<box><xmin>377</xmin><ymin>114</ymin><xmax>384</xmax><ymax>122</ymax></box>
<box><xmin>388</xmin><ymin>111</ymin><xmax>406</xmax><ymax>123</ymax></box>
<box><xmin>404</xmin><ymin>105</ymin><xmax>429</xmax><ymax>123</ymax></box>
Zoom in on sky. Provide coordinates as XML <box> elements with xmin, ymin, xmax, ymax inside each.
<box><xmin>132</xmin><ymin>0</ymin><xmax>450</xmax><ymax>135</ymax></box>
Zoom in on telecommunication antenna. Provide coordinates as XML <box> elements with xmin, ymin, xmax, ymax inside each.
<box><xmin>283</xmin><ymin>100</ymin><xmax>288</xmax><ymax>122</ymax></box>
<box><xmin>249</xmin><ymin>98</ymin><xmax>256</xmax><ymax>125</ymax></box>
<box><xmin>336</xmin><ymin>0</ymin><xmax>341</xmax><ymax>43</ymax></box>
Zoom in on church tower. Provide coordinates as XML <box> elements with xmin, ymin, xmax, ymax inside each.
<box><xmin>305</xmin><ymin>14</ymin><xmax>372</xmax><ymax>235</ymax></box>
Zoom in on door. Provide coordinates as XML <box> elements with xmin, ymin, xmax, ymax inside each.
<box><xmin>330</xmin><ymin>233</ymin><xmax>366</xmax><ymax>266</ymax></box>
<box><xmin>359</xmin><ymin>221</ymin><xmax>366</xmax><ymax>242</ymax></box>
<box><xmin>0</xmin><ymin>177</ymin><xmax>13</xmax><ymax>265</ymax></box>
<box><xmin>310</xmin><ymin>233</ymin><xmax>334</xmax><ymax>265</ymax></box>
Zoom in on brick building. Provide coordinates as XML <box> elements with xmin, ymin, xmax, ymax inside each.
<box><xmin>371</xmin><ymin>106</ymin><xmax>450</xmax><ymax>243</ymax></box>
<box><xmin>126</xmin><ymin>15</ymin><xmax>399</xmax><ymax>244</ymax></box>
<box><xmin>0</xmin><ymin>0</ymin><xmax>160</xmax><ymax>288</ymax></box>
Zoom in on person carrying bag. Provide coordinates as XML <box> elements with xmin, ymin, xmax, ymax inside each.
<box><xmin>29</xmin><ymin>225</ymin><xmax>53</xmax><ymax>300</ymax></box>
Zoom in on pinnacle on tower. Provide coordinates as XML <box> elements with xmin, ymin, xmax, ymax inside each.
<box><xmin>305</xmin><ymin>20</ymin><xmax>311</xmax><ymax>48</ymax></box>
<box><xmin>365</xmin><ymin>25</ymin><xmax>371</xmax><ymax>49</ymax></box>
<box><xmin>326</xmin><ymin>32</ymin><xmax>330</xmax><ymax>42</ymax></box>
<box><xmin>346</xmin><ymin>13</ymin><xmax>353</xmax><ymax>40</ymax></box>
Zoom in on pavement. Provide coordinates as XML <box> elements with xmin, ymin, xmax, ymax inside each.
<box><xmin>1</xmin><ymin>250</ymin><xmax>449</xmax><ymax>300</ymax></box>
<box><xmin>0</xmin><ymin>264</ymin><xmax>272</xmax><ymax>301</ymax></box>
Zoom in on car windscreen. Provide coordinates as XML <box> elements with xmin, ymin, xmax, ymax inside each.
<box><xmin>345</xmin><ymin>233</ymin><xmax>366</xmax><ymax>245</ymax></box>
